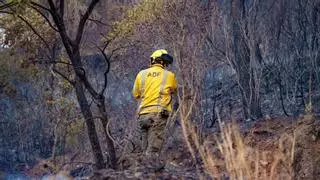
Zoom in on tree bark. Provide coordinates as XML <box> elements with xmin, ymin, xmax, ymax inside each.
<box><xmin>45</xmin><ymin>0</ymin><xmax>111</xmax><ymax>169</ymax></box>
<box><xmin>74</xmin><ymin>78</ymin><xmax>105</xmax><ymax>169</ymax></box>
<box><xmin>96</xmin><ymin>97</ymin><xmax>117</xmax><ymax>169</ymax></box>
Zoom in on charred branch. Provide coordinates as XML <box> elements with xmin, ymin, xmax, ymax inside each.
<box><xmin>28</xmin><ymin>4</ymin><xmax>58</xmax><ymax>32</ymax></box>
<box><xmin>32</xmin><ymin>60</ymin><xmax>73</xmax><ymax>66</ymax></box>
<box><xmin>52</xmin><ymin>67</ymin><xmax>75</xmax><ymax>85</ymax></box>
<box><xmin>30</xmin><ymin>1</ymin><xmax>51</xmax><ymax>12</ymax></box>
<box><xmin>16</xmin><ymin>15</ymin><xmax>51</xmax><ymax>53</ymax></box>
<box><xmin>47</xmin><ymin>0</ymin><xmax>74</xmax><ymax>56</ymax></box>
<box><xmin>0</xmin><ymin>1</ymin><xmax>18</xmax><ymax>10</ymax></box>
<box><xmin>88</xmin><ymin>18</ymin><xmax>110</xmax><ymax>27</ymax></box>
<box><xmin>59</xmin><ymin>0</ymin><xmax>64</xmax><ymax>18</ymax></box>
<box><xmin>98</xmin><ymin>44</ymin><xmax>110</xmax><ymax>95</ymax></box>
<box><xmin>74</xmin><ymin>67</ymin><xmax>100</xmax><ymax>99</ymax></box>
<box><xmin>75</xmin><ymin>0</ymin><xmax>100</xmax><ymax>45</ymax></box>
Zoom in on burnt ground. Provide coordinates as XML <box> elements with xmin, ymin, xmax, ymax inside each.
<box><xmin>245</xmin><ymin>115</ymin><xmax>320</xmax><ymax>179</ymax></box>
<box><xmin>25</xmin><ymin>115</ymin><xmax>320</xmax><ymax>179</ymax></box>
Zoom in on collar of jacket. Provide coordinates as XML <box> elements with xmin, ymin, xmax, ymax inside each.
<box><xmin>150</xmin><ymin>64</ymin><xmax>164</xmax><ymax>68</ymax></box>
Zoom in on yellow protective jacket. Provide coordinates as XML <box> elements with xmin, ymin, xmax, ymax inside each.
<box><xmin>132</xmin><ymin>64</ymin><xmax>177</xmax><ymax>115</ymax></box>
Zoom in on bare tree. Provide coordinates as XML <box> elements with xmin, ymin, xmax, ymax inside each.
<box><xmin>0</xmin><ymin>0</ymin><xmax>116</xmax><ymax>169</ymax></box>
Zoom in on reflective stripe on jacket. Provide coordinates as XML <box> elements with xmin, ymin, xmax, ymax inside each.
<box><xmin>132</xmin><ymin>64</ymin><xmax>177</xmax><ymax>115</ymax></box>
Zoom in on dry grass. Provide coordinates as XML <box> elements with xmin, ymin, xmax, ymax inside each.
<box><xmin>178</xmin><ymin>97</ymin><xmax>296</xmax><ymax>179</ymax></box>
<box><xmin>213</xmin><ymin>122</ymin><xmax>294</xmax><ymax>179</ymax></box>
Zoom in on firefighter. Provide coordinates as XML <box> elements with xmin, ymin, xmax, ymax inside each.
<box><xmin>132</xmin><ymin>49</ymin><xmax>178</xmax><ymax>156</ymax></box>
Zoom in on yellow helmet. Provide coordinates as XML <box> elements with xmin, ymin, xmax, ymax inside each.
<box><xmin>150</xmin><ymin>49</ymin><xmax>173</xmax><ymax>65</ymax></box>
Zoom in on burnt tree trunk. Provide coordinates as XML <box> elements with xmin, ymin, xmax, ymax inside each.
<box><xmin>97</xmin><ymin>97</ymin><xmax>117</xmax><ymax>169</ymax></box>
<box><xmin>44</xmin><ymin>0</ymin><xmax>115</xmax><ymax>169</ymax></box>
<box><xmin>74</xmin><ymin>78</ymin><xmax>105</xmax><ymax>169</ymax></box>
<box><xmin>231</xmin><ymin>0</ymin><xmax>262</xmax><ymax>119</ymax></box>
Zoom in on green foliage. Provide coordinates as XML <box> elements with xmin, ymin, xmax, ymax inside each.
<box><xmin>45</xmin><ymin>95</ymin><xmax>83</xmax><ymax>149</ymax></box>
<box><xmin>65</xmin><ymin>119</ymin><xmax>85</xmax><ymax>146</ymax></box>
<box><xmin>6</xmin><ymin>0</ymin><xmax>30</xmax><ymax>3</ymax></box>
<box><xmin>105</xmin><ymin>0</ymin><xmax>165</xmax><ymax>41</ymax></box>
<box><xmin>0</xmin><ymin>6</ymin><xmax>54</xmax><ymax>94</ymax></box>
<box><xmin>46</xmin><ymin>96</ymin><xmax>75</xmax><ymax>108</ymax></box>
<box><xmin>5</xmin><ymin>0</ymin><xmax>30</xmax><ymax>11</ymax></box>
<box><xmin>0</xmin><ymin>50</ymin><xmax>40</xmax><ymax>96</ymax></box>
<box><xmin>0</xmin><ymin>6</ymin><xmax>55</xmax><ymax>60</ymax></box>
